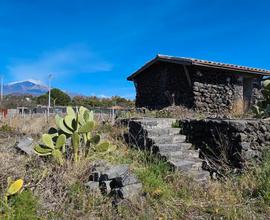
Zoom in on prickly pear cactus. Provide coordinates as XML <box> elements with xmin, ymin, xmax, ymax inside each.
<box><xmin>55</xmin><ymin>106</ymin><xmax>94</xmax><ymax>135</ymax></box>
<box><xmin>34</xmin><ymin>106</ymin><xmax>116</xmax><ymax>164</ymax></box>
<box><xmin>253</xmin><ymin>79</ymin><xmax>270</xmax><ymax>118</ymax></box>
<box><xmin>34</xmin><ymin>134</ymin><xmax>66</xmax><ymax>165</ymax></box>
<box><xmin>53</xmin><ymin>106</ymin><xmax>97</xmax><ymax>161</ymax></box>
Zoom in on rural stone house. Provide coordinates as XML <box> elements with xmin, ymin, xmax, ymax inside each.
<box><xmin>127</xmin><ymin>55</ymin><xmax>270</xmax><ymax>113</ymax></box>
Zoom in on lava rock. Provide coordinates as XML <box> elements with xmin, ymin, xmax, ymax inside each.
<box><xmin>110</xmin><ymin>177</ymin><xmax>123</xmax><ymax>189</ymax></box>
<box><xmin>120</xmin><ymin>183</ymin><xmax>143</xmax><ymax>200</ymax></box>
<box><xmin>103</xmin><ymin>164</ymin><xmax>129</xmax><ymax>180</ymax></box>
<box><xmin>15</xmin><ymin>137</ymin><xmax>34</xmax><ymax>155</ymax></box>
<box><xmin>99</xmin><ymin>180</ymin><xmax>111</xmax><ymax>195</ymax></box>
<box><xmin>122</xmin><ymin>173</ymin><xmax>140</xmax><ymax>186</ymax></box>
<box><xmin>85</xmin><ymin>181</ymin><xmax>101</xmax><ymax>195</ymax></box>
<box><xmin>89</xmin><ymin>171</ymin><xmax>100</xmax><ymax>182</ymax></box>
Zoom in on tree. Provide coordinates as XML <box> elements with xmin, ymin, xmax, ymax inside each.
<box><xmin>71</xmin><ymin>95</ymin><xmax>134</xmax><ymax>108</ymax></box>
<box><xmin>37</xmin><ymin>88</ymin><xmax>71</xmax><ymax>106</ymax></box>
<box><xmin>36</xmin><ymin>94</ymin><xmax>48</xmax><ymax>105</ymax></box>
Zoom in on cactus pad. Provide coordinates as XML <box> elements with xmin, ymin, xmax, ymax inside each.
<box><xmin>42</xmin><ymin>134</ymin><xmax>54</xmax><ymax>148</ymax></box>
<box><xmin>67</xmin><ymin>106</ymin><xmax>76</xmax><ymax>117</ymax></box>
<box><xmin>56</xmin><ymin>134</ymin><xmax>66</xmax><ymax>149</ymax></box>
<box><xmin>95</xmin><ymin>142</ymin><xmax>110</xmax><ymax>152</ymax></box>
<box><xmin>34</xmin><ymin>144</ymin><xmax>52</xmax><ymax>155</ymax></box>
<box><xmin>6</xmin><ymin>179</ymin><xmax>24</xmax><ymax>197</ymax></box>
<box><xmin>78</xmin><ymin>121</ymin><xmax>94</xmax><ymax>133</ymax></box>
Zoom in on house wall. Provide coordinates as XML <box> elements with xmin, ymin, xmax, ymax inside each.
<box><xmin>191</xmin><ymin>67</ymin><xmax>262</xmax><ymax>114</ymax></box>
<box><xmin>133</xmin><ymin>62</ymin><xmax>261</xmax><ymax>114</ymax></box>
<box><xmin>190</xmin><ymin>66</ymin><xmax>245</xmax><ymax>114</ymax></box>
<box><xmin>134</xmin><ymin>62</ymin><xmax>193</xmax><ymax>109</ymax></box>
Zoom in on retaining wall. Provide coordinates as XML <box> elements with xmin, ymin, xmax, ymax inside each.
<box><xmin>181</xmin><ymin>118</ymin><xmax>270</xmax><ymax>168</ymax></box>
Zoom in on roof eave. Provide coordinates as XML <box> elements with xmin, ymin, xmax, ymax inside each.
<box><xmin>127</xmin><ymin>55</ymin><xmax>270</xmax><ymax>81</ymax></box>
<box><xmin>127</xmin><ymin>56</ymin><xmax>159</xmax><ymax>81</ymax></box>
<box><xmin>192</xmin><ymin>62</ymin><xmax>270</xmax><ymax>76</ymax></box>
<box><xmin>127</xmin><ymin>55</ymin><xmax>192</xmax><ymax>81</ymax></box>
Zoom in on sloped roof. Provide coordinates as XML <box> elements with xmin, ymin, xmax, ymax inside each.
<box><xmin>127</xmin><ymin>54</ymin><xmax>270</xmax><ymax>81</ymax></box>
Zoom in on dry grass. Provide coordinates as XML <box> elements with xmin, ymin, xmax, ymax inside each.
<box><xmin>34</xmin><ymin>159</ymin><xmax>94</xmax><ymax>215</ymax></box>
<box><xmin>0</xmin><ymin>151</ymin><xmax>27</xmax><ymax>192</ymax></box>
<box><xmin>1</xmin><ymin>115</ymin><xmax>55</xmax><ymax>135</ymax></box>
<box><xmin>0</xmin><ymin>116</ymin><xmax>270</xmax><ymax>219</ymax></box>
<box><xmin>230</xmin><ymin>99</ymin><xmax>244</xmax><ymax>117</ymax></box>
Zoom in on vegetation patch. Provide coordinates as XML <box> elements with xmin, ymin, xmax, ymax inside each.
<box><xmin>1</xmin><ymin>113</ymin><xmax>270</xmax><ymax>219</ymax></box>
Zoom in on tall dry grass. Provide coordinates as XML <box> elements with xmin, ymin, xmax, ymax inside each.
<box><xmin>1</xmin><ymin>115</ymin><xmax>55</xmax><ymax>135</ymax></box>
<box><xmin>230</xmin><ymin>99</ymin><xmax>244</xmax><ymax>117</ymax></box>
<box><xmin>1</xmin><ymin>116</ymin><xmax>270</xmax><ymax>219</ymax></box>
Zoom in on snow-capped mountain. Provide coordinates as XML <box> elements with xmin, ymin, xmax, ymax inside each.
<box><xmin>4</xmin><ymin>80</ymin><xmax>49</xmax><ymax>96</ymax></box>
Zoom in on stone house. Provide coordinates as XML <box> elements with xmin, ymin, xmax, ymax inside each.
<box><xmin>127</xmin><ymin>55</ymin><xmax>270</xmax><ymax>113</ymax></box>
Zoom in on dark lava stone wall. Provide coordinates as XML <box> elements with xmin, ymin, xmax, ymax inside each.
<box><xmin>134</xmin><ymin>61</ymin><xmax>193</xmax><ymax>109</ymax></box>
<box><xmin>133</xmin><ymin>62</ymin><xmax>261</xmax><ymax>114</ymax></box>
<box><xmin>191</xmin><ymin>67</ymin><xmax>244</xmax><ymax>114</ymax></box>
<box><xmin>181</xmin><ymin>119</ymin><xmax>270</xmax><ymax>169</ymax></box>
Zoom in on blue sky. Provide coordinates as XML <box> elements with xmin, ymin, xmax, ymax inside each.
<box><xmin>0</xmin><ymin>0</ymin><xmax>270</xmax><ymax>99</ymax></box>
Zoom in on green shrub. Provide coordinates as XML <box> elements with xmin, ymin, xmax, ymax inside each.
<box><xmin>171</xmin><ymin>121</ymin><xmax>182</xmax><ymax>128</ymax></box>
<box><xmin>253</xmin><ymin>79</ymin><xmax>270</xmax><ymax>118</ymax></box>
<box><xmin>156</xmin><ymin>109</ymin><xmax>172</xmax><ymax>118</ymax></box>
<box><xmin>0</xmin><ymin>124</ymin><xmax>14</xmax><ymax>132</ymax></box>
<box><xmin>135</xmin><ymin>157</ymin><xmax>172</xmax><ymax>199</ymax></box>
<box><xmin>257</xmin><ymin>152</ymin><xmax>270</xmax><ymax>202</ymax></box>
<box><xmin>4</xmin><ymin>190</ymin><xmax>38</xmax><ymax>220</ymax></box>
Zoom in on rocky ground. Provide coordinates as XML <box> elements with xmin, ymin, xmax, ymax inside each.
<box><xmin>0</xmin><ymin>115</ymin><xmax>270</xmax><ymax>219</ymax></box>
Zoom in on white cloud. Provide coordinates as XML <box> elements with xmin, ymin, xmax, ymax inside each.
<box><xmin>6</xmin><ymin>45</ymin><xmax>112</xmax><ymax>83</ymax></box>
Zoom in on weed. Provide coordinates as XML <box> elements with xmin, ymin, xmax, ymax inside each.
<box><xmin>0</xmin><ymin>190</ymin><xmax>39</xmax><ymax>220</ymax></box>
<box><xmin>2</xmin><ymin>114</ymin><xmax>270</xmax><ymax>219</ymax></box>
<box><xmin>135</xmin><ymin>158</ymin><xmax>172</xmax><ymax>199</ymax></box>
<box><xmin>231</xmin><ymin>99</ymin><xmax>244</xmax><ymax>117</ymax></box>
<box><xmin>11</xmin><ymin>190</ymin><xmax>38</xmax><ymax>220</ymax></box>
<box><xmin>0</xmin><ymin>124</ymin><xmax>14</xmax><ymax>132</ymax></box>
<box><xmin>256</xmin><ymin>152</ymin><xmax>270</xmax><ymax>203</ymax></box>
<box><xmin>155</xmin><ymin>109</ymin><xmax>172</xmax><ymax>118</ymax></box>
<box><xmin>171</xmin><ymin>120</ymin><xmax>182</xmax><ymax>128</ymax></box>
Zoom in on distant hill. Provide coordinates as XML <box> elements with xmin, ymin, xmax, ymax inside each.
<box><xmin>4</xmin><ymin>80</ymin><xmax>48</xmax><ymax>96</ymax></box>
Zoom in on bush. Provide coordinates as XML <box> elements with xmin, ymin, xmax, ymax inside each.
<box><xmin>3</xmin><ymin>190</ymin><xmax>39</xmax><ymax>220</ymax></box>
<box><xmin>0</xmin><ymin>124</ymin><xmax>14</xmax><ymax>132</ymax></box>
<box><xmin>253</xmin><ymin>79</ymin><xmax>270</xmax><ymax>118</ymax></box>
<box><xmin>257</xmin><ymin>152</ymin><xmax>270</xmax><ymax>202</ymax></box>
<box><xmin>135</xmin><ymin>155</ymin><xmax>172</xmax><ymax>199</ymax></box>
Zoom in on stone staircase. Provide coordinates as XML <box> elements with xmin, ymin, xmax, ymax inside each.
<box><xmin>126</xmin><ymin>118</ymin><xmax>210</xmax><ymax>182</ymax></box>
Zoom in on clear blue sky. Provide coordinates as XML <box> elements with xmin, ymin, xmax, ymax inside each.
<box><xmin>0</xmin><ymin>0</ymin><xmax>269</xmax><ymax>99</ymax></box>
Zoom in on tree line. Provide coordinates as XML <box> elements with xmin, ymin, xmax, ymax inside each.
<box><xmin>1</xmin><ymin>88</ymin><xmax>134</xmax><ymax>109</ymax></box>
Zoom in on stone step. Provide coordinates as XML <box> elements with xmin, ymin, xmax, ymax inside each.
<box><xmin>138</xmin><ymin>120</ymin><xmax>159</xmax><ymax>127</ymax></box>
<box><xmin>168</xmin><ymin>159</ymin><xmax>202</xmax><ymax>172</ymax></box>
<box><xmin>159</xmin><ymin>150</ymin><xmax>200</xmax><ymax>160</ymax></box>
<box><xmin>126</xmin><ymin>118</ymin><xmax>210</xmax><ymax>183</ymax></box>
<box><xmin>149</xmin><ymin>134</ymin><xmax>186</xmax><ymax>144</ymax></box>
<box><xmin>138</xmin><ymin>118</ymin><xmax>176</xmax><ymax>128</ymax></box>
<box><xmin>173</xmin><ymin>135</ymin><xmax>186</xmax><ymax>143</ymax></box>
<box><xmin>146</xmin><ymin>127</ymin><xmax>181</xmax><ymax>136</ymax></box>
<box><xmin>153</xmin><ymin>143</ymin><xmax>192</xmax><ymax>153</ymax></box>
<box><xmin>189</xmin><ymin>170</ymin><xmax>210</xmax><ymax>182</ymax></box>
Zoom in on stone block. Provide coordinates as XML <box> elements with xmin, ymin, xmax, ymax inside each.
<box><xmin>16</xmin><ymin>137</ymin><xmax>34</xmax><ymax>155</ymax></box>
<box><xmin>119</xmin><ymin>183</ymin><xmax>143</xmax><ymax>200</ymax></box>
<box><xmin>85</xmin><ymin>181</ymin><xmax>101</xmax><ymax>195</ymax></box>
<box><xmin>103</xmin><ymin>164</ymin><xmax>129</xmax><ymax>180</ymax></box>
